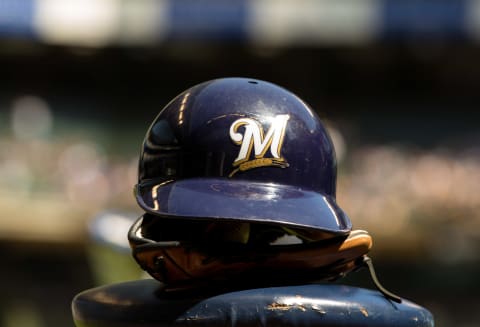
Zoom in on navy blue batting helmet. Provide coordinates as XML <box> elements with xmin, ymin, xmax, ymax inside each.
<box><xmin>135</xmin><ymin>77</ymin><xmax>351</xmax><ymax>234</ymax></box>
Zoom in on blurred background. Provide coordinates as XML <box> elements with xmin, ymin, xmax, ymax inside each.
<box><xmin>0</xmin><ymin>0</ymin><xmax>479</xmax><ymax>326</ymax></box>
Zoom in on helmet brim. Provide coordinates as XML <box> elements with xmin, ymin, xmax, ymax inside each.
<box><xmin>136</xmin><ymin>178</ymin><xmax>352</xmax><ymax>235</ymax></box>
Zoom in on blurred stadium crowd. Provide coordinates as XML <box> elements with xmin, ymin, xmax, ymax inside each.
<box><xmin>0</xmin><ymin>96</ymin><xmax>138</xmax><ymax>244</ymax></box>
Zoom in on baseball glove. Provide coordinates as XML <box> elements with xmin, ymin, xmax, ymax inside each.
<box><xmin>128</xmin><ymin>215</ymin><xmax>400</xmax><ymax>302</ymax></box>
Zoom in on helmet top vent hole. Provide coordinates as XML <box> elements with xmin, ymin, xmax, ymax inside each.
<box><xmin>248</xmin><ymin>81</ymin><xmax>258</xmax><ymax>84</ymax></box>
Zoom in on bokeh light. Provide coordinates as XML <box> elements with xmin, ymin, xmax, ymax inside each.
<box><xmin>10</xmin><ymin>95</ymin><xmax>53</xmax><ymax>140</ymax></box>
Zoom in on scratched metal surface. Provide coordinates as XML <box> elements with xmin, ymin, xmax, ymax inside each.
<box><xmin>72</xmin><ymin>279</ymin><xmax>434</xmax><ymax>327</ymax></box>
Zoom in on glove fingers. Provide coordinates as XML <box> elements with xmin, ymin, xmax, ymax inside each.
<box><xmin>132</xmin><ymin>230</ymin><xmax>372</xmax><ymax>288</ymax></box>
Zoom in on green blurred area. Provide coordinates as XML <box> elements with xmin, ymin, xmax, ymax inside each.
<box><xmin>0</xmin><ymin>43</ymin><xmax>478</xmax><ymax>327</ymax></box>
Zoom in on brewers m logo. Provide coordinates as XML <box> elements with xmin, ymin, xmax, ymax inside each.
<box><xmin>229</xmin><ymin>114</ymin><xmax>290</xmax><ymax>177</ymax></box>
